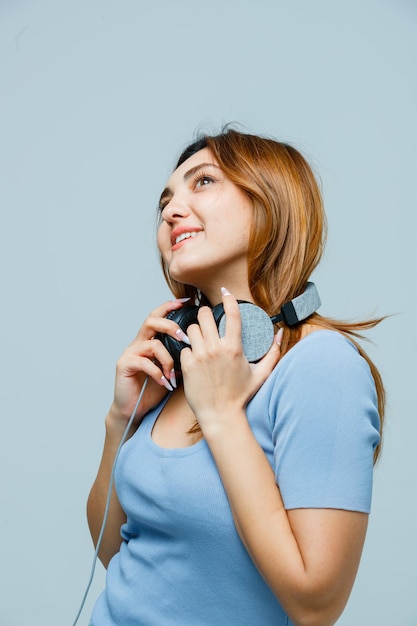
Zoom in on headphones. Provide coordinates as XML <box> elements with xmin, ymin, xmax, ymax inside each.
<box><xmin>157</xmin><ymin>282</ymin><xmax>321</xmax><ymax>371</ymax></box>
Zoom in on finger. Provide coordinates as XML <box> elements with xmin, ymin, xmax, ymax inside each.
<box><xmin>220</xmin><ymin>287</ymin><xmax>242</xmax><ymax>344</ymax></box>
<box><xmin>179</xmin><ymin>345</ymin><xmax>192</xmax><ymax>369</ymax></box>
<box><xmin>152</xmin><ymin>297</ymin><xmax>191</xmax><ymax>318</ymax></box>
<box><xmin>251</xmin><ymin>329</ymin><xmax>282</xmax><ymax>383</ymax></box>
<box><xmin>118</xmin><ymin>353</ymin><xmax>174</xmax><ymax>392</ymax></box>
<box><xmin>195</xmin><ymin>306</ymin><xmax>220</xmax><ymax>346</ymax></box>
<box><xmin>184</xmin><ymin>320</ymin><xmax>204</xmax><ymax>353</ymax></box>
<box><xmin>120</xmin><ymin>334</ymin><xmax>176</xmax><ymax>378</ymax></box>
<box><xmin>275</xmin><ymin>327</ymin><xmax>284</xmax><ymax>347</ymax></box>
<box><xmin>132</xmin><ymin>316</ymin><xmax>190</xmax><ymax>347</ymax></box>
<box><xmin>134</xmin><ymin>298</ymin><xmax>192</xmax><ymax>341</ymax></box>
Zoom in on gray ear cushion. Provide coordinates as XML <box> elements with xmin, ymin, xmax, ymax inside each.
<box><xmin>217</xmin><ymin>302</ymin><xmax>274</xmax><ymax>363</ymax></box>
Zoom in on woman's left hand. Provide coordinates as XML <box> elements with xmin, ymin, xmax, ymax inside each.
<box><xmin>180</xmin><ymin>287</ymin><xmax>282</xmax><ymax>434</ymax></box>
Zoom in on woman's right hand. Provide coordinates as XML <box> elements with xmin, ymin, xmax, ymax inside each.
<box><xmin>106</xmin><ymin>298</ymin><xmax>190</xmax><ymax>432</ymax></box>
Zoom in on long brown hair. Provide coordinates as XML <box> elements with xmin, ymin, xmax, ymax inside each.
<box><xmin>159</xmin><ymin>128</ymin><xmax>385</xmax><ymax>461</ymax></box>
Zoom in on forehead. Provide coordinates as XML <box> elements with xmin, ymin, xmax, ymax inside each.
<box><xmin>166</xmin><ymin>147</ymin><xmax>217</xmax><ymax>187</ymax></box>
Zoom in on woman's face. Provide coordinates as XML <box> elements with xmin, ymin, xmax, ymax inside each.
<box><xmin>157</xmin><ymin>148</ymin><xmax>253</xmax><ymax>303</ymax></box>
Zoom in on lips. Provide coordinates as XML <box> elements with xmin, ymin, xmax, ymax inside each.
<box><xmin>175</xmin><ymin>231</ymin><xmax>199</xmax><ymax>244</ymax></box>
<box><xmin>171</xmin><ymin>227</ymin><xmax>202</xmax><ymax>248</ymax></box>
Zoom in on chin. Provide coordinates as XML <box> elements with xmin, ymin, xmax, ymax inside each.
<box><xmin>168</xmin><ymin>259</ymin><xmax>209</xmax><ymax>283</ymax></box>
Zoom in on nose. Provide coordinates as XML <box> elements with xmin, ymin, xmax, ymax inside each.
<box><xmin>160</xmin><ymin>195</ymin><xmax>190</xmax><ymax>222</ymax></box>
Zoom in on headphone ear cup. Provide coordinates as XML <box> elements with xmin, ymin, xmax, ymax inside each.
<box><xmin>212</xmin><ymin>302</ymin><xmax>275</xmax><ymax>363</ymax></box>
<box><xmin>156</xmin><ymin>306</ymin><xmax>199</xmax><ymax>372</ymax></box>
<box><xmin>157</xmin><ymin>301</ymin><xmax>275</xmax><ymax>372</ymax></box>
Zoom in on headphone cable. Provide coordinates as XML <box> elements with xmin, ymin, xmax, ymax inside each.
<box><xmin>71</xmin><ymin>376</ymin><xmax>149</xmax><ymax>626</ymax></box>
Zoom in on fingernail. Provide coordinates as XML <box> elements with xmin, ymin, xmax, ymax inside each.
<box><xmin>176</xmin><ymin>328</ymin><xmax>191</xmax><ymax>345</ymax></box>
<box><xmin>221</xmin><ymin>287</ymin><xmax>231</xmax><ymax>296</ymax></box>
<box><xmin>160</xmin><ymin>375</ymin><xmax>174</xmax><ymax>391</ymax></box>
<box><xmin>172</xmin><ymin>297</ymin><xmax>191</xmax><ymax>303</ymax></box>
<box><xmin>275</xmin><ymin>328</ymin><xmax>284</xmax><ymax>346</ymax></box>
<box><xmin>169</xmin><ymin>368</ymin><xmax>177</xmax><ymax>389</ymax></box>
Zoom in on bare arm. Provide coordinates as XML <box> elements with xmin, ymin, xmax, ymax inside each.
<box><xmin>203</xmin><ymin>415</ymin><xmax>367</xmax><ymax>626</ymax></box>
<box><xmin>87</xmin><ymin>414</ymin><xmax>129</xmax><ymax>568</ymax></box>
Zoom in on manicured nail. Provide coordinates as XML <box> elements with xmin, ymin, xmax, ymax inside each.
<box><xmin>160</xmin><ymin>375</ymin><xmax>174</xmax><ymax>391</ymax></box>
<box><xmin>275</xmin><ymin>328</ymin><xmax>284</xmax><ymax>346</ymax></box>
<box><xmin>176</xmin><ymin>328</ymin><xmax>191</xmax><ymax>345</ymax></box>
<box><xmin>172</xmin><ymin>297</ymin><xmax>191</xmax><ymax>303</ymax></box>
<box><xmin>221</xmin><ymin>287</ymin><xmax>231</xmax><ymax>296</ymax></box>
<box><xmin>169</xmin><ymin>368</ymin><xmax>177</xmax><ymax>389</ymax></box>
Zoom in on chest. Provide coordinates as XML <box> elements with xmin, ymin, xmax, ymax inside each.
<box><xmin>150</xmin><ymin>387</ymin><xmax>201</xmax><ymax>448</ymax></box>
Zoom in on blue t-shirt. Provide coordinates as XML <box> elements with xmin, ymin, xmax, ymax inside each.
<box><xmin>90</xmin><ymin>330</ymin><xmax>380</xmax><ymax>625</ymax></box>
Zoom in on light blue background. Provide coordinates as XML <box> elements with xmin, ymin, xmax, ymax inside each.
<box><xmin>1</xmin><ymin>1</ymin><xmax>416</xmax><ymax>624</ymax></box>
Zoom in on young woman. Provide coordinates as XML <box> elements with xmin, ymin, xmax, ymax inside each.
<box><xmin>87</xmin><ymin>129</ymin><xmax>384</xmax><ymax>626</ymax></box>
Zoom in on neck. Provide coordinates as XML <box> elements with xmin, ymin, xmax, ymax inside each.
<box><xmin>199</xmin><ymin>281</ymin><xmax>254</xmax><ymax>307</ymax></box>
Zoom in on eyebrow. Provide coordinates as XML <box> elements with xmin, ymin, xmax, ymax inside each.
<box><xmin>158</xmin><ymin>162</ymin><xmax>220</xmax><ymax>207</ymax></box>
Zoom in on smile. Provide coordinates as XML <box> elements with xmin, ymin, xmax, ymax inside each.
<box><xmin>175</xmin><ymin>231</ymin><xmax>199</xmax><ymax>245</ymax></box>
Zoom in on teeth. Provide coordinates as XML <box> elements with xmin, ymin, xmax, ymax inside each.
<box><xmin>175</xmin><ymin>231</ymin><xmax>199</xmax><ymax>245</ymax></box>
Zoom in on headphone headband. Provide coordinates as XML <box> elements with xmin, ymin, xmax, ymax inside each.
<box><xmin>270</xmin><ymin>282</ymin><xmax>321</xmax><ymax>326</ymax></box>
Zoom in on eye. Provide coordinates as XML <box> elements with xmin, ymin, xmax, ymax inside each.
<box><xmin>158</xmin><ymin>196</ymin><xmax>171</xmax><ymax>213</ymax></box>
<box><xmin>192</xmin><ymin>173</ymin><xmax>216</xmax><ymax>189</ymax></box>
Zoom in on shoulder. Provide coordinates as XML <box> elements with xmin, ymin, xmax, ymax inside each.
<box><xmin>264</xmin><ymin>329</ymin><xmax>379</xmax><ymax>430</ymax></box>
<box><xmin>285</xmin><ymin>328</ymin><xmax>360</xmax><ymax>362</ymax></box>
<box><xmin>277</xmin><ymin>329</ymin><xmax>371</xmax><ymax>385</ymax></box>
<box><xmin>264</xmin><ymin>330</ymin><xmax>380</xmax><ymax>512</ymax></box>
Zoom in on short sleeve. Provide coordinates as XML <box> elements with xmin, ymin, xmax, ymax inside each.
<box><xmin>269</xmin><ymin>331</ymin><xmax>380</xmax><ymax>513</ymax></box>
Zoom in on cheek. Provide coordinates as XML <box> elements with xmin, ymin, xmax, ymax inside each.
<box><xmin>157</xmin><ymin>224</ymin><xmax>169</xmax><ymax>253</ymax></box>
<box><xmin>156</xmin><ymin>230</ymin><xmax>172</xmax><ymax>267</ymax></box>
<box><xmin>234</xmin><ymin>206</ymin><xmax>253</xmax><ymax>246</ymax></box>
